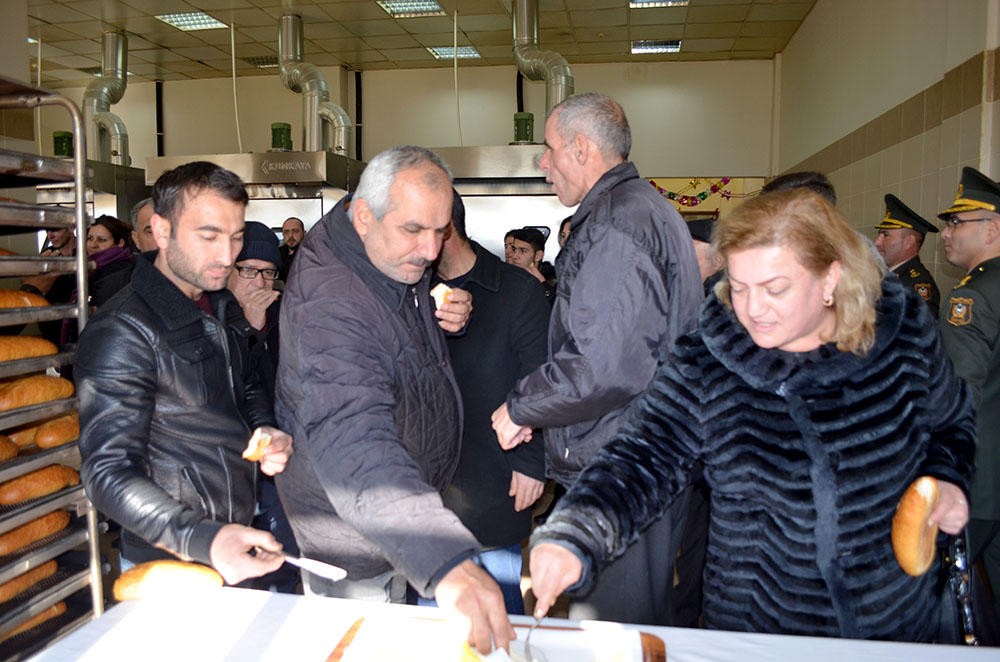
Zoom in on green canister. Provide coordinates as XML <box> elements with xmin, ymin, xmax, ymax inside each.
<box><xmin>513</xmin><ymin>112</ymin><xmax>533</xmax><ymax>143</ymax></box>
<box><xmin>53</xmin><ymin>131</ymin><xmax>73</xmax><ymax>158</ymax></box>
<box><xmin>271</xmin><ymin>122</ymin><xmax>292</xmax><ymax>151</ymax></box>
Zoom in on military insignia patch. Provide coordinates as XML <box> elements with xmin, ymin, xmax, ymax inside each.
<box><xmin>915</xmin><ymin>283</ymin><xmax>932</xmax><ymax>300</ymax></box>
<box><xmin>947</xmin><ymin>297</ymin><xmax>974</xmax><ymax>326</ymax></box>
<box><xmin>909</xmin><ymin>268</ymin><xmax>921</xmax><ymax>278</ymax></box>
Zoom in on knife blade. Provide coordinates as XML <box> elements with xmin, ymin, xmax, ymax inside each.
<box><xmin>283</xmin><ymin>554</ymin><xmax>348</xmax><ymax>582</ymax></box>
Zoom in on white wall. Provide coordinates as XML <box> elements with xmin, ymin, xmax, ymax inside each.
<box><xmin>779</xmin><ymin>0</ymin><xmax>990</xmax><ymax>170</ymax></box>
<box><xmin>39</xmin><ymin>59</ymin><xmax>774</xmax><ymax>179</ymax></box>
<box><xmin>365</xmin><ymin>60</ymin><xmax>774</xmax><ymax>176</ymax></box>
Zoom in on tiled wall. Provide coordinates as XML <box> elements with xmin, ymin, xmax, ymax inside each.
<box><xmin>785</xmin><ymin>48</ymin><xmax>1000</xmax><ymax>295</ymax></box>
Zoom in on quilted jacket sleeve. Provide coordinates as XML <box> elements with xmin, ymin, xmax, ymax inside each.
<box><xmin>530</xmin><ymin>345</ymin><xmax>705</xmax><ymax>593</ymax></box>
<box><xmin>509</xmin><ymin>222</ymin><xmax>676</xmax><ymax>428</ymax></box>
<box><xmin>291</xmin><ymin>297</ymin><xmax>479</xmax><ymax>592</ymax></box>
<box><xmin>77</xmin><ymin>313</ymin><xmax>223</xmax><ymax>565</ymax></box>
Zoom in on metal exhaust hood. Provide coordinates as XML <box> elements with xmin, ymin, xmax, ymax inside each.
<box><xmin>144</xmin><ymin>151</ymin><xmax>365</xmax><ymax>195</ymax></box>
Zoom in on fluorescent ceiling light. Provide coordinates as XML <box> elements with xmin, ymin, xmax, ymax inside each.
<box><xmin>630</xmin><ymin>1</ymin><xmax>689</xmax><ymax>7</ymax></box>
<box><xmin>27</xmin><ymin>37</ymin><xmax>38</xmax><ymax>44</ymax></box>
<box><xmin>156</xmin><ymin>12</ymin><xmax>228</xmax><ymax>31</ymax></box>
<box><xmin>631</xmin><ymin>39</ymin><xmax>682</xmax><ymax>54</ymax></box>
<box><xmin>243</xmin><ymin>56</ymin><xmax>279</xmax><ymax>69</ymax></box>
<box><xmin>427</xmin><ymin>46</ymin><xmax>480</xmax><ymax>60</ymax></box>
<box><xmin>378</xmin><ymin>1</ymin><xmax>446</xmax><ymax>18</ymax></box>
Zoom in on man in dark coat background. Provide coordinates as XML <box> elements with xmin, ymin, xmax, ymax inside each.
<box><xmin>432</xmin><ymin>189</ymin><xmax>549</xmax><ymax>614</ymax></box>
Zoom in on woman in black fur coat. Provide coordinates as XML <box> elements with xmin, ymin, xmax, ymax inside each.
<box><xmin>529</xmin><ymin>189</ymin><xmax>976</xmax><ymax>642</ymax></box>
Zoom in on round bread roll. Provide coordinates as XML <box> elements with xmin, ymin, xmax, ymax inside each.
<box><xmin>113</xmin><ymin>559</ymin><xmax>223</xmax><ymax>602</ymax></box>
<box><xmin>891</xmin><ymin>475</ymin><xmax>940</xmax><ymax>576</ymax></box>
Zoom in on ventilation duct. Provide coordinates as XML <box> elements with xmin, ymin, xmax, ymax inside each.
<box><xmin>278</xmin><ymin>14</ymin><xmax>353</xmax><ymax>155</ymax></box>
<box><xmin>82</xmin><ymin>31</ymin><xmax>130</xmax><ymax>166</ymax></box>
<box><xmin>513</xmin><ymin>0</ymin><xmax>574</xmax><ymax>114</ymax></box>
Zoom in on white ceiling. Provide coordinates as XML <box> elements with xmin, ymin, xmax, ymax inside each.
<box><xmin>25</xmin><ymin>0</ymin><xmax>816</xmax><ymax>90</ymax></box>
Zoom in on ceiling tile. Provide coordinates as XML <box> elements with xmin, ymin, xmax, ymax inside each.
<box><xmin>681</xmin><ymin>37</ymin><xmax>736</xmax><ymax>52</ymax></box>
<box><xmin>686</xmin><ymin>5</ymin><xmax>750</xmax><ymax>23</ymax></box>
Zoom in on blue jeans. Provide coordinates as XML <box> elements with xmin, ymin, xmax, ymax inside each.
<box><xmin>418</xmin><ymin>545</ymin><xmax>525</xmax><ymax>615</ymax></box>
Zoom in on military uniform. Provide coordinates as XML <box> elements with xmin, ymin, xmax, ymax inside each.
<box><xmin>893</xmin><ymin>254</ymin><xmax>940</xmax><ymax>315</ymax></box>
<box><xmin>940</xmin><ymin>256</ymin><xmax>1000</xmax><ymax>520</ymax></box>
<box><xmin>876</xmin><ymin>194</ymin><xmax>940</xmax><ymax>318</ymax></box>
<box><xmin>938</xmin><ymin>166</ymin><xmax>1000</xmax><ymax>624</ymax></box>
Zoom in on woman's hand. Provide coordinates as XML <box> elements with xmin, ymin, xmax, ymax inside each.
<box><xmin>529</xmin><ymin>543</ymin><xmax>582</xmax><ymax>619</ymax></box>
<box><xmin>930</xmin><ymin>480</ymin><xmax>969</xmax><ymax>535</ymax></box>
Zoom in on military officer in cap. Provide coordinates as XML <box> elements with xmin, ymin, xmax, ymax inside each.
<box><xmin>874</xmin><ymin>194</ymin><xmax>941</xmax><ymax>316</ymax></box>
<box><xmin>939</xmin><ymin>165</ymin><xmax>1000</xmax><ymax>621</ymax></box>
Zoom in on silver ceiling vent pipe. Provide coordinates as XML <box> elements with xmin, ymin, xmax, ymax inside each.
<box><xmin>83</xmin><ymin>31</ymin><xmax>130</xmax><ymax>165</ymax></box>
<box><xmin>278</xmin><ymin>14</ymin><xmax>353</xmax><ymax>155</ymax></box>
<box><xmin>513</xmin><ymin>0</ymin><xmax>574</xmax><ymax>114</ymax></box>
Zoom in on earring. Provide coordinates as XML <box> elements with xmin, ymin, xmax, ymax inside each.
<box><xmin>823</xmin><ymin>292</ymin><xmax>834</xmax><ymax>307</ymax></box>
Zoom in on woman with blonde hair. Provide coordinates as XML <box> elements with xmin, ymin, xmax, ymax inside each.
<box><xmin>529</xmin><ymin>188</ymin><xmax>975</xmax><ymax>642</ymax></box>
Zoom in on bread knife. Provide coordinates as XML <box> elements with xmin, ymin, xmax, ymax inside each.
<box><xmin>283</xmin><ymin>554</ymin><xmax>348</xmax><ymax>582</ymax></box>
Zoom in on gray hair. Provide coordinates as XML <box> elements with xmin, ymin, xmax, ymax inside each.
<box><xmin>349</xmin><ymin>146</ymin><xmax>452</xmax><ymax>222</ymax></box>
<box><xmin>128</xmin><ymin>196</ymin><xmax>153</xmax><ymax>229</ymax></box>
<box><xmin>548</xmin><ymin>93</ymin><xmax>631</xmax><ymax>161</ymax></box>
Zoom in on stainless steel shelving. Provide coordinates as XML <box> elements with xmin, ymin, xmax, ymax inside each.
<box><xmin>0</xmin><ymin>74</ymin><xmax>102</xmax><ymax>661</ymax></box>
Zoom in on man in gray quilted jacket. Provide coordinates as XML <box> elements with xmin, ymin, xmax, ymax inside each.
<box><xmin>492</xmin><ymin>93</ymin><xmax>703</xmax><ymax>626</ymax></box>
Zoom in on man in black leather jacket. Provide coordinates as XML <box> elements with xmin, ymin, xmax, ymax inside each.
<box><xmin>76</xmin><ymin>161</ymin><xmax>292</xmax><ymax>585</ymax></box>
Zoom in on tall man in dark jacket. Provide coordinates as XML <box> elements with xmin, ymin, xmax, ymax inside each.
<box><xmin>874</xmin><ymin>194</ymin><xmax>940</xmax><ymax>316</ymax></box>
<box><xmin>76</xmin><ymin>161</ymin><xmax>292</xmax><ymax>585</ymax></box>
<box><xmin>492</xmin><ymin>93</ymin><xmax>703</xmax><ymax>625</ymax></box>
<box><xmin>275</xmin><ymin>146</ymin><xmax>513</xmax><ymax>655</ymax></box>
<box><xmin>433</xmin><ymin>189</ymin><xmax>549</xmax><ymax>614</ymax></box>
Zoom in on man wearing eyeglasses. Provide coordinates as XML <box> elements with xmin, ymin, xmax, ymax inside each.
<box><xmin>938</xmin><ymin>165</ymin><xmax>1000</xmax><ymax>624</ymax></box>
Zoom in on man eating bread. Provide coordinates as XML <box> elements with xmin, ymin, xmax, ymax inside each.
<box><xmin>275</xmin><ymin>146</ymin><xmax>513</xmax><ymax>655</ymax></box>
<box><xmin>76</xmin><ymin>161</ymin><xmax>293</xmax><ymax>586</ymax></box>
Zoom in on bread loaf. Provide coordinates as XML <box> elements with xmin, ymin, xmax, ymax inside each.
<box><xmin>35</xmin><ymin>413</ymin><xmax>79</xmax><ymax>449</ymax></box>
<box><xmin>113</xmin><ymin>559</ymin><xmax>223</xmax><ymax>601</ymax></box>
<box><xmin>7</xmin><ymin>424</ymin><xmax>37</xmax><ymax>449</ymax></box>
<box><xmin>0</xmin><ymin>465</ymin><xmax>80</xmax><ymax>505</ymax></box>
<box><xmin>0</xmin><ymin>337</ymin><xmax>58</xmax><ymax>363</ymax></box>
<box><xmin>0</xmin><ymin>601</ymin><xmax>66</xmax><ymax>643</ymax></box>
<box><xmin>0</xmin><ymin>289</ymin><xmax>50</xmax><ymax>309</ymax></box>
<box><xmin>0</xmin><ymin>375</ymin><xmax>74</xmax><ymax>413</ymax></box>
<box><xmin>891</xmin><ymin>476</ymin><xmax>940</xmax><ymax>576</ymax></box>
<box><xmin>0</xmin><ymin>435</ymin><xmax>16</xmax><ymax>463</ymax></box>
<box><xmin>0</xmin><ymin>560</ymin><xmax>57</xmax><ymax>604</ymax></box>
<box><xmin>0</xmin><ymin>511</ymin><xmax>71</xmax><ymax>556</ymax></box>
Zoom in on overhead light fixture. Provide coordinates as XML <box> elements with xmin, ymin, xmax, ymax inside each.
<box><xmin>427</xmin><ymin>46</ymin><xmax>480</xmax><ymax>59</ymax></box>
<box><xmin>629</xmin><ymin>1</ymin><xmax>689</xmax><ymax>7</ymax></box>
<box><xmin>156</xmin><ymin>12</ymin><xmax>228</xmax><ymax>31</ymax></box>
<box><xmin>243</xmin><ymin>56</ymin><xmax>279</xmax><ymax>69</ymax></box>
<box><xmin>27</xmin><ymin>37</ymin><xmax>38</xmax><ymax>44</ymax></box>
<box><xmin>631</xmin><ymin>39</ymin><xmax>682</xmax><ymax>54</ymax></box>
<box><xmin>378</xmin><ymin>1</ymin><xmax>446</xmax><ymax>18</ymax></box>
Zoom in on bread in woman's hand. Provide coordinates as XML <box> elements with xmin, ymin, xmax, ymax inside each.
<box><xmin>113</xmin><ymin>559</ymin><xmax>223</xmax><ymax>601</ymax></box>
<box><xmin>0</xmin><ymin>465</ymin><xmax>80</xmax><ymax>505</ymax></box>
<box><xmin>242</xmin><ymin>428</ymin><xmax>272</xmax><ymax>462</ymax></box>
<box><xmin>892</xmin><ymin>476</ymin><xmax>939</xmax><ymax>576</ymax></box>
<box><xmin>430</xmin><ymin>283</ymin><xmax>453</xmax><ymax>309</ymax></box>
<box><xmin>0</xmin><ymin>375</ymin><xmax>74</xmax><ymax>413</ymax></box>
<box><xmin>0</xmin><ymin>511</ymin><xmax>71</xmax><ymax>556</ymax></box>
